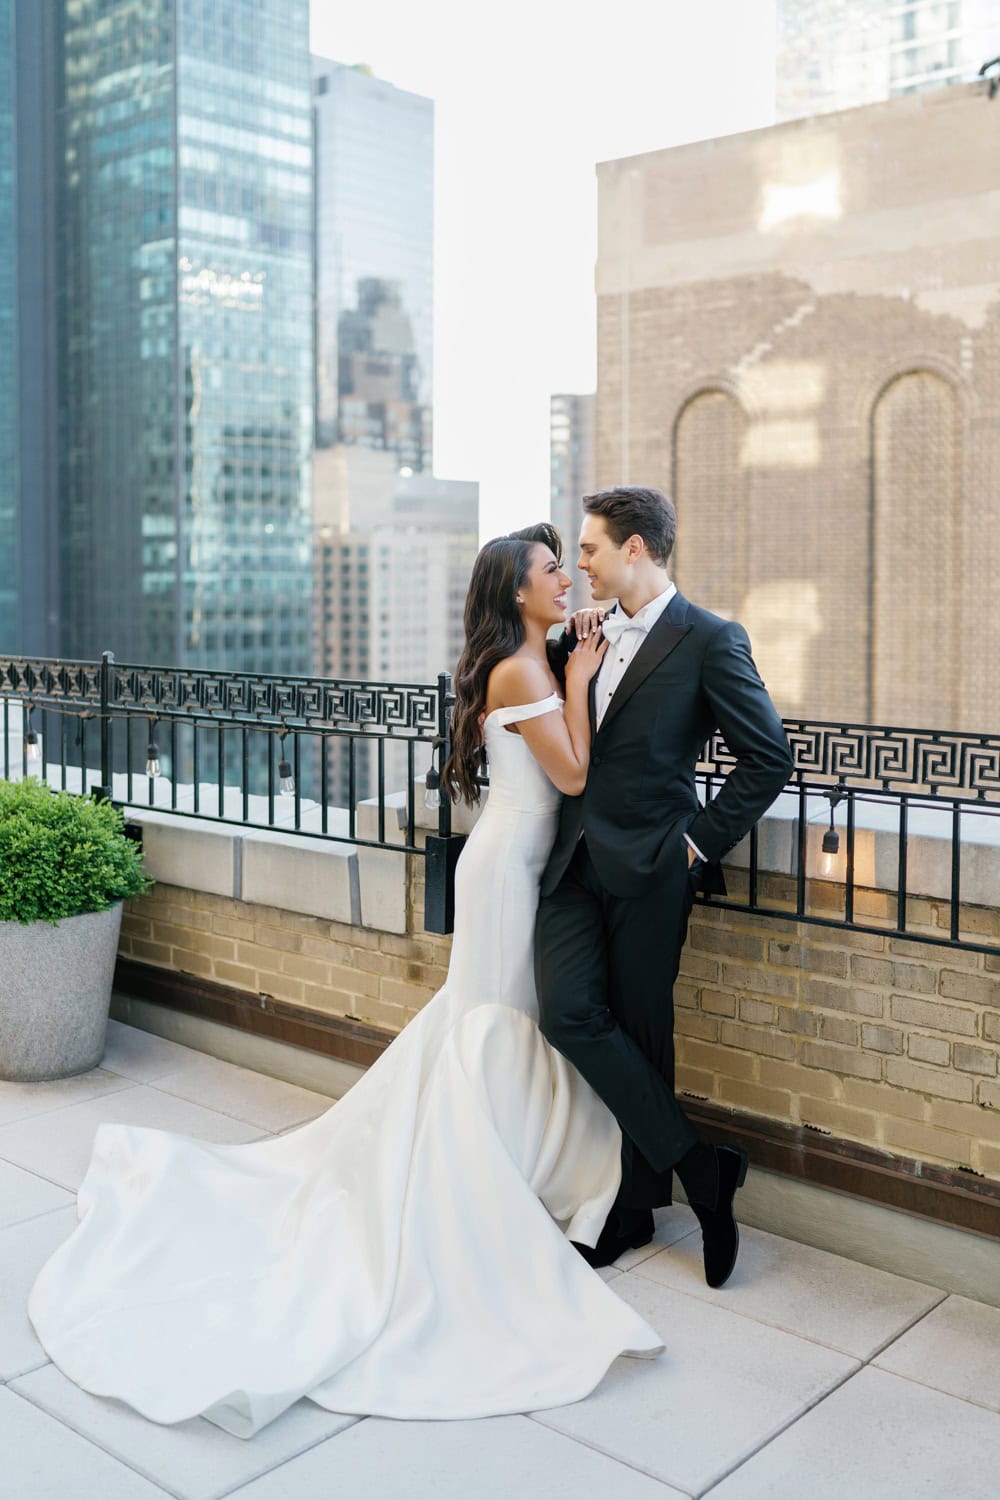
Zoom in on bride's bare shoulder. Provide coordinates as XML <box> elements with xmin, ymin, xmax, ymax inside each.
<box><xmin>486</xmin><ymin>655</ymin><xmax>552</xmax><ymax>710</ymax></box>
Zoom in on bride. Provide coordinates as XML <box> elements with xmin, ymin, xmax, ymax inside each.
<box><xmin>28</xmin><ymin>522</ymin><xmax>663</xmax><ymax>1437</ymax></box>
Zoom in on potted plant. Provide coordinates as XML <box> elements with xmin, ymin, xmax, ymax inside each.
<box><xmin>0</xmin><ymin>778</ymin><xmax>153</xmax><ymax>1081</ymax></box>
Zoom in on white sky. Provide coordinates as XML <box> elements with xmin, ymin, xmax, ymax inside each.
<box><xmin>310</xmin><ymin>0</ymin><xmax>778</xmax><ymax>539</ymax></box>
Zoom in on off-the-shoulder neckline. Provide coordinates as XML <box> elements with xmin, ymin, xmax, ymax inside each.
<box><xmin>483</xmin><ymin>692</ymin><xmax>564</xmax><ymax>725</ymax></box>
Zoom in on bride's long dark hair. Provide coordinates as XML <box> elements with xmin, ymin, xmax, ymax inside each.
<box><xmin>442</xmin><ymin>521</ymin><xmax>563</xmax><ymax>807</ymax></box>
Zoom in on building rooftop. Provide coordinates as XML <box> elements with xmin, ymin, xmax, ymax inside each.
<box><xmin>3</xmin><ymin>1020</ymin><xmax>999</xmax><ymax>1498</ymax></box>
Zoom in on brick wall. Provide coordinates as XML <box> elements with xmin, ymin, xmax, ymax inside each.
<box><xmin>675</xmin><ymin>899</ymin><xmax>1000</xmax><ymax>1181</ymax></box>
<box><xmin>119</xmin><ymin>870</ymin><xmax>452</xmax><ymax>1035</ymax></box>
<box><xmin>119</xmin><ymin>853</ymin><xmax>1000</xmax><ymax>1185</ymax></box>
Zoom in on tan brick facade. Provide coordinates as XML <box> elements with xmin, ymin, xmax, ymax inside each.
<box><xmin>121</xmin><ymin>854</ymin><xmax>1000</xmax><ymax>1185</ymax></box>
<box><xmin>675</xmin><ymin>896</ymin><xmax>1000</xmax><ymax>1180</ymax></box>
<box><xmin>595</xmin><ymin>83</ymin><xmax>1000</xmax><ymax>730</ymax></box>
<box><xmin>119</xmin><ymin>875</ymin><xmax>452</xmax><ymax>1036</ymax></box>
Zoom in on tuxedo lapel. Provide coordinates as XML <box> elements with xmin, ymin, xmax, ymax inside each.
<box><xmin>596</xmin><ymin>598</ymin><xmax>692</xmax><ymax>739</ymax></box>
<box><xmin>588</xmin><ymin>673</ymin><xmax>598</xmax><ymax>736</ymax></box>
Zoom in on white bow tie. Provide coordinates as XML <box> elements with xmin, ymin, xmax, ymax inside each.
<box><xmin>601</xmin><ymin>611</ymin><xmax>649</xmax><ymax>645</ymax></box>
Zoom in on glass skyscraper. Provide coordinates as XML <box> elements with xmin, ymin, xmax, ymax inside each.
<box><xmin>0</xmin><ymin>2</ymin><xmax>15</xmax><ymax>651</ymax></box>
<box><xmin>57</xmin><ymin>0</ymin><xmax>314</xmax><ymax>674</ymax></box>
<box><xmin>777</xmin><ymin>1</ymin><xmax>1000</xmax><ymax>120</ymax></box>
<box><xmin>0</xmin><ymin>2</ymin><xmax>58</xmax><ymax>658</ymax></box>
<box><xmin>313</xmin><ymin>60</ymin><xmax>434</xmax><ymax>473</ymax></box>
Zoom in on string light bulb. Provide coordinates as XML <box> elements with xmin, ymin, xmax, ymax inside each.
<box><xmin>278</xmin><ymin>731</ymin><xmax>295</xmax><ymax>795</ymax></box>
<box><xmin>424</xmin><ymin>764</ymin><xmax>441</xmax><ymax>812</ymax></box>
<box><xmin>820</xmin><ymin>781</ymin><xmax>845</xmax><ymax>878</ymax></box>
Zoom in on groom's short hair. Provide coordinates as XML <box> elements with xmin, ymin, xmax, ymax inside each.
<box><xmin>582</xmin><ymin>486</ymin><xmax>676</xmax><ymax>567</ymax></box>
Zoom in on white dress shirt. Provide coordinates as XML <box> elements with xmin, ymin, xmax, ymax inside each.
<box><xmin>595</xmin><ymin>584</ymin><xmax>676</xmax><ymax>728</ymax></box>
<box><xmin>595</xmin><ymin>583</ymin><xmax>706</xmax><ymax>862</ymax></box>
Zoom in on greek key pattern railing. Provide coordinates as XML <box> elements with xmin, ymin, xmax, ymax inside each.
<box><xmin>4</xmin><ymin>655</ymin><xmax>1000</xmax><ymax>943</ymax></box>
<box><xmin>700</xmin><ymin>720</ymin><xmax>1000</xmax><ymax>803</ymax></box>
<box><xmin>108</xmin><ymin>665</ymin><xmax>440</xmax><ymax>737</ymax></box>
<box><xmin>1</xmin><ymin>656</ymin><xmax>440</xmax><ymax>737</ymax></box>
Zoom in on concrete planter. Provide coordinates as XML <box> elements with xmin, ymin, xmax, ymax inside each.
<box><xmin>0</xmin><ymin>902</ymin><xmax>123</xmax><ymax>1081</ymax></box>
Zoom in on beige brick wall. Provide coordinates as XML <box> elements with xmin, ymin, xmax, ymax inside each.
<box><xmin>119</xmin><ymin>861</ymin><xmax>452</xmax><ymax>1034</ymax></box>
<box><xmin>121</xmin><ymin>854</ymin><xmax>1000</xmax><ymax>1184</ymax></box>
<box><xmin>675</xmin><ymin>898</ymin><xmax>1000</xmax><ymax>1182</ymax></box>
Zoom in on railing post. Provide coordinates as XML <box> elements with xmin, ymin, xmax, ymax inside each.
<box><xmin>424</xmin><ymin>671</ymin><xmax>466</xmax><ymax>935</ymax></box>
<box><xmin>94</xmin><ymin>650</ymin><xmax>115</xmax><ymax>802</ymax></box>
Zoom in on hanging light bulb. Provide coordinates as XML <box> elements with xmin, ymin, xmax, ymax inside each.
<box><xmin>145</xmin><ymin>737</ymin><xmax>161</xmax><ymax>778</ymax></box>
<box><xmin>24</xmin><ymin>722</ymin><xmax>41</xmax><ymax>763</ymax></box>
<box><xmin>278</xmin><ymin>746</ymin><xmax>295</xmax><ymax>795</ymax></box>
<box><xmin>424</xmin><ymin>764</ymin><xmax>441</xmax><ymax>812</ymax></box>
<box><xmin>820</xmin><ymin>824</ymin><xmax>840</xmax><ymax>878</ymax></box>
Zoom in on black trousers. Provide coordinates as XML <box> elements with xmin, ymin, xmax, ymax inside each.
<box><xmin>535</xmin><ymin>835</ymin><xmax>699</xmax><ymax>1215</ymax></box>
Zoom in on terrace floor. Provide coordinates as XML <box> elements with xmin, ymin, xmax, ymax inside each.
<box><xmin>2</xmin><ymin>1020</ymin><xmax>999</xmax><ymax>1499</ymax></box>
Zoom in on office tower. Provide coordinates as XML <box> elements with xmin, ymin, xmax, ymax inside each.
<box><xmin>549</xmin><ymin>394</ymin><xmax>595</xmax><ymax>616</ymax></box>
<box><xmin>313</xmin><ymin>59</ymin><xmax>434</xmax><ymax>472</ymax></box>
<box><xmin>0</xmin><ymin>2</ymin><xmax>58</xmax><ymax>656</ymax></box>
<box><xmin>314</xmin><ymin>472</ymin><xmax>478</xmax><ymax>804</ymax></box>
<box><xmin>56</xmin><ymin>0</ymin><xmax>314</xmax><ymax>674</ymax></box>
<box><xmin>315</xmin><ymin>475</ymin><xmax>478</xmax><ymax>684</ymax></box>
<box><xmin>777</xmin><ymin>0</ymin><xmax>1000</xmax><ymax>120</ymax></box>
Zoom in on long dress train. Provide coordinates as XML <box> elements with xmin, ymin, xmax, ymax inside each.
<box><xmin>28</xmin><ymin>695</ymin><xmax>662</xmax><ymax>1436</ymax></box>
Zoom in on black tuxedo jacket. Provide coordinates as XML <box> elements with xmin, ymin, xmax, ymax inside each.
<box><xmin>540</xmin><ymin>590</ymin><xmax>794</xmax><ymax>899</ymax></box>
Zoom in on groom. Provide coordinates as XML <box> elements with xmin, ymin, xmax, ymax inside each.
<box><xmin>536</xmin><ymin>486</ymin><xmax>793</xmax><ymax>1287</ymax></box>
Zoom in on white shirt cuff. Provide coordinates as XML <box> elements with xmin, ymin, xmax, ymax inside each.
<box><xmin>684</xmin><ymin>833</ymin><xmax>708</xmax><ymax>862</ymax></box>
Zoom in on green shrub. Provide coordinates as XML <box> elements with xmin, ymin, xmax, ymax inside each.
<box><xmin>0</xmin><ymin>778</ymin><xmax>153</xmax><ymax>924</ymax></box>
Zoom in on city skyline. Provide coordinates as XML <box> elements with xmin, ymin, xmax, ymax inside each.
<box><xmin>310</xmin><ymin>0</ymin><xmax>781</xmax><ymax>541</ymax></box>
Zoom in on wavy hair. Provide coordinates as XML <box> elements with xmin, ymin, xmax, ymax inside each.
<box><xmin>442</xmin><ymin>522</ymin><xmax>562</xmax><ymax>806</ymax></box>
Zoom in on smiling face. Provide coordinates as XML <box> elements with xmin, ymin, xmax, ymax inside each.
<box><xmin>518</xmin><ymin>543</ymin><xmax>572</xmax><ymax>628</ymax></box>
<box><xmin>576</xmin><ymin>512</ymin><xmax>633</xmax><ymax>602</ymax></box>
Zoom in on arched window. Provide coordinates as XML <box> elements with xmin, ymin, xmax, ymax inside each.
<box><xmin>872</xmin><ymin>371</ymin><xmax>961</xmax><ymax>728</ymax></box>
<box><xmin>671</xmin><ymin>389</ymin><xmax>747</xmax><ymax>619</ymax></box>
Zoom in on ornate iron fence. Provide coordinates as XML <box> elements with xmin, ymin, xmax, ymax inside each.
<box><xmin>2</xmin><ymin>653</ymin><xmax>999</xmax><ymax>949</ymax></box>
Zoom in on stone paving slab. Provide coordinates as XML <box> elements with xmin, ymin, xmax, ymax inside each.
<box><xmin>229</xmin><ymin>1414</ymin><xmax>685</xmax><ymax>1500</ymax></box>
<box><xmin>707</xmin><ymin>1365</ymin><xmax>1000</xmax><ymax>1499</ymax></box>
<box><xmin>0</xmin><ymin>1157</ymin><xmax>73</xmax><ymax>1230</ymax></box>
<box><xmin>0</xmin><ymin>1384</ymin><xmax>171</xmax><ymax>1499</ymax></box>
<box><xmin>4</xmin><ymin>1022</ymin><xmax>999</xmax><ymax>1500</ymax></box>
<box><xmin>874</xmin><ymin>1293</ymin><xmax>1000</xmax><ymax>1413</ymax></box>
<box><xmin>12</xmin><ymin>1365</ymin><xmax>358</xmax><ymax>1500</ymax></box>
<box><xmin>0</xmin><ymin>1206</ymin><xmax>76</xmax><ymax>1382</ymax></box>
<box><xmin>0</xmin><ymin>1067</ymin><xmax>133</xmax><ymax>1127</ymax></box>
<box><xmin>101</xmin><ymin>1019</ymin><xmax>203</xmax><ymax>1084</ymax></box>
<box><xmin>634</xmin><ymin>1222</ymin><xmax>947</xmax><ymax>1359</ymax></box>
<box><xmin>150</xmin><ymin>1052</ymin><xmax>332</xmax><ymax>1133</ymax></box>
<box><xmin>0</xmin><ymin>1084</ymin><xmax>264</xmax><ymax>1190</ymax></box>
<box><xmin>533</xmin><ymin>1275</ymin><xmax>858</xmax><ymax>1497</ymax></box>
<box><xmin>613</xmin><ymin>1202</ymin><xmax>701</xmax><ymax>1269</ymax></box>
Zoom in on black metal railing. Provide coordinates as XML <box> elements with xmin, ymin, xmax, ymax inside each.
<box><xmin>699</xmin><ymin>719</ymin><xmax>1000</xmax><ymax>955</ymax></box>
<box><xmin>0</xmin><ymin>652</ymin><xmax>457</xmax><ymax>928</ymax></box>
<box><xmin>2</xmin><ymin>653</ymin><xmax>999</xmax><ymax>950</ymax></box>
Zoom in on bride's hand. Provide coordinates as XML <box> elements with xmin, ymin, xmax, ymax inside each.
<box><xmin>569</xmin><ymin>607</ymin><xmax>605</xmax><ymax>641</ymax></box>
<box><xmin>565</xmin><ymin>628</ymin><xmax>609</xmax><ymax>684</ymax></box>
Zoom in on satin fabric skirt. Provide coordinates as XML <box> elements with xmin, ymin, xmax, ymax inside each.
<box><xmin>28</xmin><ymin>802</ymin><xmax>662</xmax><ymax>1435</ymax></box>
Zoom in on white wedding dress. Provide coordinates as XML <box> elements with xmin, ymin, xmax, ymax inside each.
<box><xmin>29</xmin><ymin>695</ymin><xmax>662</xmax><ymax>1436</ymax></box>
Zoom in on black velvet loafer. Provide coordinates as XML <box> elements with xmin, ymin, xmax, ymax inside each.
<box><xmin>689</xmin><ymin>1145</ymin><xmax>748</xmax><ymax>1289</ymax></box>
